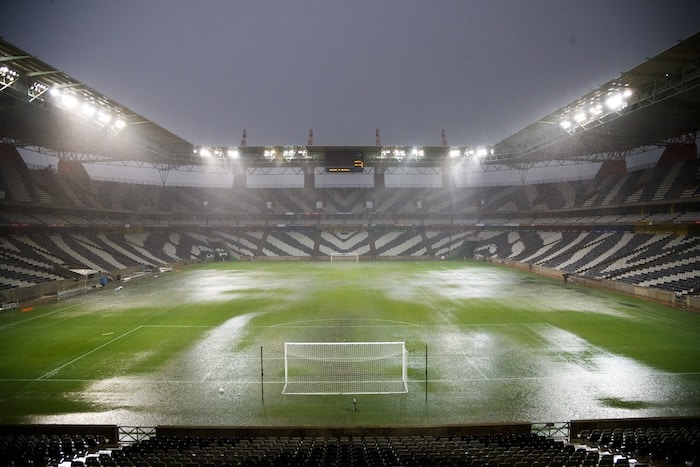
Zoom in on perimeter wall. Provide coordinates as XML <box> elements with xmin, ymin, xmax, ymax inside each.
<box><xmin>487</xmin><ymin>258</ymin><xmax>691</xmax><ymax>310</ymax></box>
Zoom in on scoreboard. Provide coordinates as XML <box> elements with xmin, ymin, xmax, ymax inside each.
<box><xmin>325</xmin><ymin>151</ymin><xmax>364</xmax><ymax>173</ymax></box>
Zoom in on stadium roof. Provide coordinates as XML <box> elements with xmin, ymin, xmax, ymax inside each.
<box><xmin>493</xmin><ymin>32</ymin><xmax>700</xmax><ymax>166</ymax></box>
<box><xmin>0</xmin><ymin>38</ymin><xmax>193</xmax><ymax>166</ymax></box>
<box><xmin>0</xmin><ymin>33</ymin><xmax>699</xmax><ymax>169</ymax></box>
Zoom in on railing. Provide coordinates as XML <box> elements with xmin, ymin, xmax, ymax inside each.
<box><xmin>531</xmin><ymin>421</ymin><xmax>570</xmax><ymax>440</ymax></box>
<box><xmin>115</xmin><ymin>422</ymin><xmax>569</xmax><ymax>445</ymax></box>
<box><xmin>57</xmin><ymin>285</ymin><xmax>93</xmax><ymax>300</ymax></box>
<box><xmin>0</xmin><ymin>301</ymin><xmax>19</xmax><ymax>311</ymax></box>
<box><xmin>118</xmin><ymin>426</ymin><xmax>156</xmax><ymax>444</ymax></box>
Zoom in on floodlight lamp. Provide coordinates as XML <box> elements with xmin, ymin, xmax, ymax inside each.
<box><xmin>49</xmin><ymin>87</ymin><xmax>61</xmax><ymax>97</ymax></box>
<box><xmin>264</xmin><ymin>148</ymin><xmax>277</xmax><ymax>160</ymax></box>
<box><xmin>411</xmin><ymin>147</ymin><xmax>424</xmax><ymax>158</ymax></box>
<box><xmin>476</xmin><ymin>147</ymin><xmax>488</xmax><ymax>158</ymax></box>
<box><xmin>0</xmin><ymin>65</ymin><xmax>18</xmax><ymax>83</ymax></box>
<box><xmin>283</xmin><ymin>148</ymin><xmax>296</xmax><ymax>161</ymax></box>
<box><xmin>623</xmin><ymin>88</ymin><xmax>633</xmax><ymax>98</ymax></box>
<box><xmin>380</xmin><ymin>148</ymin><xmax>391</xmax><ymax>158</ymax></box>
<box><xmin>449</xmin><ymin>148</ymin><xmax>461</xmax><ymax>158</ymax></box>
<box><xmin>227</xmin><ymin>149</ymin><xmax>239</xmax><ymax>159</ymax></box>
<box><xmin>114</xmin><ymin>118</ymin><xmax>126</xmax><ymax>130</ymax></box>
<box><xmin>560</xmin><ymin>119</ymin><xmax>572</xmax><ymax>130</ymax></box>
<box><xmin>393</xmin><ymin>149</ymin><xmax>406</xmax><ymax>161</ymax></box>
<box><xmin>297</xmin><ymin>147</ymin><xmax>308</xmax><ymax>158</ymax></box>
<box><xmin>199</xmin><ymin>147</ymin><xmax>212</xmax><ymax>158</ymax></box>
<box><xmin>30</xmin><ymin>81</ymin><xmax>47</xmax><ymax>92</ymax></box>
<box><xmin>590</xmin><ymin>104</ymin><xmax>603</xmax><ymax>116</ymax></box>
<box><xmin>574</xmin><ymin>111</ymin><xmax>586</xmax><ymax>123</ymax></box>
<box><xmin>29</xmin><ymin>81</ymin><xmax>49</xmax><ymax>99</ymax></box>
<box><xmin>465</xmin><ymin>148</ymin><xmax>475</xmax><ymax>157</ymax></box>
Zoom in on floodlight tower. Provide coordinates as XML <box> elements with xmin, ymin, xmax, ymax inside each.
<box><xmin>308</xmin><ymin>128</ymin><xmax>313</xmax><ymax>146</ymax></box>
<box><xmin>240</xmin><ymin>129</ymin><xmax>247</xmax><ymax>147</ymax></box>
<box><xmin>376</xmin><ymin>128</ymin><xmax>381</xmax><ymax>146</ymax></box>
<box><xmin>441</xmin><ymin>129</ymin><xmax>447</xmax><ymax>146</ymax></box>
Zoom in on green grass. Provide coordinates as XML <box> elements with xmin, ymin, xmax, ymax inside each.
<box><xmin>1</xmin><ymin>260</ymin><xmax>699</xmax><ymax>427</ymax></box>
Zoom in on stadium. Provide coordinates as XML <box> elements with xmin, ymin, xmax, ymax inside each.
<box><xmin>1</xmin><ymin>19</ymin><xmax>700</xmax><ymax>467</ymax></box>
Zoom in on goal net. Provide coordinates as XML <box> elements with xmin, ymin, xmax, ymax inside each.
<box><xmin>283</xmin><ymin>342</ymin><xmax>408</xmax><ymax>395</ymax></box>
<box><xmin>330</xmin><ymin>253</ymin><xmax>359</xmax><ymax>262</ymax></box>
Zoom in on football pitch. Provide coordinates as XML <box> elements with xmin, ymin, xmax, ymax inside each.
<box><xmin>1</xmin><ymin>260</ymin><xmax>699</xmax><ymax>428</ymax></box>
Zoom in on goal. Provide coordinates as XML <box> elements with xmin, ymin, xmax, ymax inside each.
<box><xmin>283</xmin><ymin>342</ymin><xmax>408</xmax><ymax>395</ymax></box>
<box><xmin>330</xmin><ymin>252</ymin><xmax>359</xmax><ymax>262</ymax></box>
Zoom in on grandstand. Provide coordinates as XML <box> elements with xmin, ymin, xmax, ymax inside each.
<box><xmin>3</xmin><ymin>143</ymin><xmax>700</xmax><ymax>305</ymax></box>
<box><xmin>0</xmin><ymin>30</ymin><xmax>700</xmax><ymax>467</ymax></box>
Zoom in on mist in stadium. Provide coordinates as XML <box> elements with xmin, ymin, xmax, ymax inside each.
<box><xmin>2</xmin><ymin>1</ymin><xmax>700</xmax><ymax>466</ymax></box>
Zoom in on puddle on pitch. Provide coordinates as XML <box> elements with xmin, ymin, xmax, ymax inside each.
<box><xmin>379</xmin><ymin>268</ymin><xmax>627</xmax><ymax>317</ymax></box>
<box><xmin>30</xmin><ymin>313</ymin><xmax>260</xmax><ymax>426</ymax></box>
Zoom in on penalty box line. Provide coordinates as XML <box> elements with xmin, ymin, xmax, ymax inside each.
<box><xmin>37</xmin><ymin>326</ymin><xmax>143</xmax><ymax>380</ymax></box>
<box><xmin>36</xmin><ymin>324</ymin><xmax>210</xmax><ymax>381</ymax></box>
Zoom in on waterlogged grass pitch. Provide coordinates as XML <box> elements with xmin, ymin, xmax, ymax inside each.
<box><xmin>0</xmin><ymin>261</ymin><xmax>699</xmax><ymax>427</ymax></box>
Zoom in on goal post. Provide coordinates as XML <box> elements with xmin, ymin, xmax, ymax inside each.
<box><xmin>283</xmin><ymin>342</ymin><xmax>408</xmax><ymax>395</ymax></box>
<box><xmin>330</xmin><ymin>252</ymin><xmax>359</xmax><ymax>262</ymax></box>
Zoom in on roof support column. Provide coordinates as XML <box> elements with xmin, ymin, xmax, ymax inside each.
<box><xmin>517</xmin><ymin>166</ymin><xmax>529</xmax><ymax>185</ymax></box>
<box><xmin>374</xmin><ymin>166</ymin><xmax>386</xmax><ymax>188</ymax></box>
<box><xmin>157</xmin><ymin>166</ymin><xmax>170</xmax><ymax>186</ymax></box>
<box><xmin>304</xmin><ymin>165</ymin><xmax>315</xmax><ymax>189</ymax></box>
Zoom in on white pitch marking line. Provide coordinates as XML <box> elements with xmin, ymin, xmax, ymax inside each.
<box><xmin>464</xmin><ymin>355</ymin><xmax>490</xmax><ymax>381</ymax></box>
<box><xmin>5</xmin><ymin>371</ymin><xmax>700</xmax><ymax>385</ymax></box>
<box><xmin>140</xmin><ymin>325</ymin><xmax>211</xmax><ymax>328</ymax></box>
<box><xmin>201</xmin><ymin>357</ymin><xmax>227</xmax><ymax>382</ymax></box>
<box><xmin>37</xmin><ymin>326</ymin><xmax>143</xmax><ymax>380</ymax></box>
<box><xmin>0</xmin><ymin>302</ymin><xmax>84</xmax><ymax>330</ymax></box>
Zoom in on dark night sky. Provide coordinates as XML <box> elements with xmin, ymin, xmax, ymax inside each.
<box><xmin>3</xmin><ymin>1</ymin><xmax>700</xmax><ymax>147</ymax></box>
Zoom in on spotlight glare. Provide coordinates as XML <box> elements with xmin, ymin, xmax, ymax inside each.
<box><xmin>605</xmin><ymin>93</ymin><xmax>624</xmax><ymax>110</ymax></box>
<box><xmin>61</xmin><ymin>94</ymin><xmax>78</xmax><ymax>109</ymax></box>
<box><xmin>97</xmin><ymin>110</ymin><xmax>111</xmax><ymax>124</ymax></box>
<box><xmin>81</xmin><ymin>103</ymin><xmax>96</xmax><ymax>118</ymax></box>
